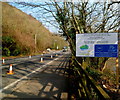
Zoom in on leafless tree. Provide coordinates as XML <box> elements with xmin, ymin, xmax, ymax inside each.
<box><xmin>12</xmin><ymin>0</ymin><xmax>120</xmax><ymax>69</ymax></box>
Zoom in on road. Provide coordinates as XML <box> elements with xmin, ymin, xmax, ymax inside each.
<box><xmin>0</xmin><ymin>51</ymin><xmax>71</xmax><ymax>100</ymax></box>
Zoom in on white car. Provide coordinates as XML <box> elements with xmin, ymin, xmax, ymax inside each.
<box><xmin>47</xmin><ymin>48</ymin><xmax>51</xmax><ymax>52</ymax></box>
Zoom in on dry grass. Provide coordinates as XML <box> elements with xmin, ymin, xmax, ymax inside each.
<box><xmin>2</xmin><ymin>2</ymin><xmax>67</xmax><ymax>55</ymax></box>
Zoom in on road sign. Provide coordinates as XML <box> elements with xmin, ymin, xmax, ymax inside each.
<box><xmin>76</xmin><ymin>33</ymin><xmax>118</xmax><ymax>57</ymax></box>
<box><xmin>95</xmin><ymin>44</ymin><xmax>118</xmax><ymax>57</ymax></box>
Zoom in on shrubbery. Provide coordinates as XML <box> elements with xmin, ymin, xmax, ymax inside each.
<box><xmin>2</xmin><ymin>36</ymin><xmax>21</xmax><ymax>56</ymax></box>
<box><xmin>2</xmin><ymin>3</ymin><xmax>68</xmax><ymax>56</ymax></box>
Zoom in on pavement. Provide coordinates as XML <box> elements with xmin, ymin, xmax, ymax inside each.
<box><xmin>1</xmin><ymin>52</ymin><xmax>70</xmax><ymax>100</ymax></box>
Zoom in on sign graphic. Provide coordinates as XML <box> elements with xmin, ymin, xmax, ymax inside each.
<box><xmin>80</xmin><ymin>45</ymin><xmax>89</xmax><ymax>50</ymax></box>
<box><xmin>95</xmin><ymin>44</ymin><xmax>118</xmax><ymax>57</ymax></box>
<box><xmin>76</xmin><ymin>33</ymin><xmax>118</xmax><ymax>57</ymax></box>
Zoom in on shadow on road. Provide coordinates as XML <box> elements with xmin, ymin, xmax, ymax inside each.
<box><xmin>2</xmin><ymin>54</ymin><xmax>70</xmax><ymax>100</ymax></box>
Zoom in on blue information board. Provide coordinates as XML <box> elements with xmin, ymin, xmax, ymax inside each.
<box><xmin>95</xmin><ymin>44</ymin><xmax>118</xmax><ymax>57</ymax></box>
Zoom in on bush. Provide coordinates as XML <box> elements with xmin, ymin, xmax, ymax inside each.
<box><xmin>3</xmin><ymin>47</ymin><xmax>10</xmax><ymax>56</ymax></box>
<box><xmin>2</xmin><ymin>36</ymin><xmax>21</xmax><ymax>56</ymax></box>
<box><xmin>12</xmin><ymin>48</ymin><xmax>21</xmax><ymax>56</ymax></box>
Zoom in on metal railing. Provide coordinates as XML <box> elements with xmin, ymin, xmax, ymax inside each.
<box><xmin>69</xmin><ymin>58</ymin><xmax>111</xmax><ymax>100</ymax></box>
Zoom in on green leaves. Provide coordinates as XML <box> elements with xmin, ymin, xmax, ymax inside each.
<box><xmin>3</xmin><ymin>47</ymin><xmax>10</xmax><ymax>56</ymax></box>
<box><xmin>2</xmin><ymin>36</ymin><xmax>21</xmax><ymax>56</ymax></box>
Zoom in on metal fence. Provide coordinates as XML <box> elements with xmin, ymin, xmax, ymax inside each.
<box><xmin>69</xmin><ymin>58</ymin><xmax>111</xmax><ymax>100</ymax></box>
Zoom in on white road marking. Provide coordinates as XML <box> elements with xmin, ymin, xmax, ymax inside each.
<box><xmin>0</xmin><ymin>51</ymin><xmax>62</xmax><ymax>70</ymax></box>
<box><xmin>0</xmin><ymin>55</ymin><xmax>63</xmax><ymax>92</ymax></box>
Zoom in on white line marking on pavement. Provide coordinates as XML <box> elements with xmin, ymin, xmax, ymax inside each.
<box><xmin>0</xmin><ymin>51</ymin><xmax>62</xmax><ymax>70</ymax></box>
<box><xmin>0</xmin><ymin>55</ymin><xmax>63</xmax><ymax>92</ymax></box>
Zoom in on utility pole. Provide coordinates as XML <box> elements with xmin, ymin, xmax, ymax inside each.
<box><xmin>54</xmin><ymin>40</ymin><xmax>57</xmax><ymax>49</ymax></box>
<box><xmin>35</xmin><ymin>34</ymin><xmax>37</xmax><ymax>53</ymax></box>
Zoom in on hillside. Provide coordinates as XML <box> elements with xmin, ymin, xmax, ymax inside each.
<box><xmin>2</xmin><ymin>2</ymin><xmax>67</xmax><ymax>56</ymax></box>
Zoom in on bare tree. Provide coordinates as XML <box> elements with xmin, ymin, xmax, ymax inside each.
<box><xmin>12</xmin><ymin>0</ymin><xmax>120</xmax><ymax>69</ymax></box>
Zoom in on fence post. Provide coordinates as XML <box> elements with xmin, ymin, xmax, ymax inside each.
<box><xmin>116</xmin><ymin>57</ymin><xmax>119</xmax><ymax>91</ymax></box>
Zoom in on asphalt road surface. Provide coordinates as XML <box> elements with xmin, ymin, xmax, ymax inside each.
<box><xmin>0</xmin><ymin>50</ymin><xmax>71</xmax><ymax>100</ymax></box>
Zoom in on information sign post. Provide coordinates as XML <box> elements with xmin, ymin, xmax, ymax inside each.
<box><xmin>76</xmin><ymin>33</ymin><xmax>118</xmax><ymax>57</ymax></box>
<box><xmin>116</xmin><ymin>57</ymin><xmax>119</xmax><ymax>91</ymax></box>
<box><xmin>76</xmin><ymin>33</ymin><xmax>119</xmax><ymax>90</ymax></box>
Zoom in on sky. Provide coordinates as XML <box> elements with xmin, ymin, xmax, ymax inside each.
<box><xmin>9</xmin><ymin>2</ymin><xmax>60</xmax><ymax>34</ymax></box>
<box><xmin>2</xmin><ymin>0</ymin><xmax>120</xmax><ymax>33</ymax></box>
<box><xmin>1</xmin><ymin>0</ymin><xmax>119</xmax><ymax>2</ymax></box>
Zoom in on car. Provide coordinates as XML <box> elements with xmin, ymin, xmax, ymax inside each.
<box><xmin>63</xmin><ymin>49</ymin><xmax>67</xmax><ymax>52</ymax></box>
<box><xmin>47</xmin><ymin>48</ymin><xmax>51</xmax><ymax>52</ymax></box>
<box><xmin>63</xmin><ymin>46</ymin><xmax>68</xmax><ymax>52</ymax></box>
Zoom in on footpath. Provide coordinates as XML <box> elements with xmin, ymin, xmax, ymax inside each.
<box><xmin>1</xmin><ymin>53</ymin><xmax>70</xmax><ymax>100</ymax></box>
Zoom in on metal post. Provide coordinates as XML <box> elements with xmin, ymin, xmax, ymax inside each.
<box><xmin>116</xmin><ymin>57</ymin><xmax>119</xmax><ymax>91</ymax></box>
<box><xmin>116</xmin><ymin>27</ymin><xmax>120</xmax><ymax>92</ymax></box>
